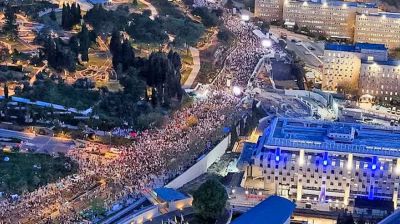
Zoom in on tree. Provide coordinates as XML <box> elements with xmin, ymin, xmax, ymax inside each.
<box><xmin>337</xmin><ymin>212</ymin><xmax>355</xmax><ymax>224</ymax></box>
<box><xmin>110</xmin><ymin>30</ymin><xmax>122</xmax><ymax>55</ymax></box>
<box><xmin>260</xmin><ymin>22</ymin><xmax>270</xmax><ymax>34</ymax></box>
<box><xmin>50</xmin><ymin>10</ymin><xmax>57</xmax><ymax>21</ymax></box>
<box><xmin>4</xmin><ymin>82</ymin><xmax>9</xmax><ymax>99</ymax></box>
<box><xmin>78</xmin><ymin>24</ymin><xmax>90</xmax><ymax>62</ymax></box>
<box><xmin>225</xmin><ymin>0</ymin><xmax>234</xmax><ymax>9</ymax></box>
<box><xmin>3</xmin><ymin>5</ymin><xmax>18</xmax><ymax>39</ymax></box>
<box><xmin>192</xmin><ymin>178</ymin><xmax>228</xmax><ymax>221</ymax></box>
<box><xmin>132</xmin><ymin>0</ymin><xmax>138</xmax><ymax>6</ymax></box>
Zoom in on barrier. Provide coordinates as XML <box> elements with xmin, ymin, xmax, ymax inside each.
<box><xmin>166</xmin><ymin>134</ymin><xmax>231</xmax><ymax>189</ymax></box>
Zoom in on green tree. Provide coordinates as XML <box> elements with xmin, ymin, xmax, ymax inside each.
<box><xmin>260</xmin><ymin>22</ymin><xmax>270</xmax><ymax>34</ymax></box>
<box><xmin>78</xmin><ymin>24</ymin><xmax>90</xmax><ymax>62</ymax></box>
<box><xmin>225</xmin><ymin>0</ymin><xmax>234</xmax><ymax>9</ymax></box>
<box><xmin>192</xmin><ymin>179</ymin><xmax>228</xmax><ymax>221</ymax></box>
<box><xmin>50</xmin><ymin>10</ymin><xmax>57</xmax><ymax>21</ymax></box>
<box><xmin>4</xmin><ymin>82</ymin><xmax>9</xmax><ymax>99</ymax></box>
<box><xmin>3</xmin><ymin>5</ymin><xmax>18</xmax><ymax>39</ymax></box>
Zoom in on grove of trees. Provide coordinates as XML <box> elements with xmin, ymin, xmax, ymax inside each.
<box><xmin>61</xmin><ymin>3</ymin><xmax>82</xmax><ymax>30</ymax></box>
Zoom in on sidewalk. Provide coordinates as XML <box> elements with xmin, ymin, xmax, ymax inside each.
<box><xmin>183</xmin><ymin>47</ymin><xmax>200</xmax><ymax>89</ymax></box>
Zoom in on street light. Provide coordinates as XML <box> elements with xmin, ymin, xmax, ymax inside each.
<box><xmin>232</xmin><ymin>86</ymin><xmax>242</xmax><ymax>96</ymax></box>
<box><xmin>261</xmin><ymin>39</ymin><xmax>272</xmax><ymax>48</ymax></box>
<box><xmin>241</xmin><ymin>14</ymin><xmax>250</xmax><ymax>22</ymax></box>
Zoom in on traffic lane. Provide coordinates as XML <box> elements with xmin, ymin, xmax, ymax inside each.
<box><xmin>0</xmin><ymin>129</ymin><xmax>34</xmax><ymax>140</ymax></box>
<box><xmin>0</xmin><ymin>128</ymin><xmax>74</xmax><ymax>153</ymax></box>
<box><xmin>287</xmin><ymin>41</ymin><xmax>321</xmax><ymax>67</ymax></box>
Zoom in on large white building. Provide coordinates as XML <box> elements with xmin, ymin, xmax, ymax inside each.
<box><xmin>322</xmin><ymin>42</ymin><xmax>400</xmax><ymax>101</ymax></box>
<box><xmin>242</xmin><ymin>117</ymin><xmax>400</xmax><ymax>219</ymax></box>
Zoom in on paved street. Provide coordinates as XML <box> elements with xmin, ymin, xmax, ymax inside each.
<box><xmin>0</xmin><ymin>129</ymin><xmax>74</xmax><ymax>153</ymax></box>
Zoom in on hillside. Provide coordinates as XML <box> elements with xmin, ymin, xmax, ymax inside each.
<box><xmin>380</xmin><ymin>0</ymin><xmax>400</xmax><ymax>12</ymax></box>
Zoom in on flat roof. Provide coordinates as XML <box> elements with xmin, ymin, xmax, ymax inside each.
<box><xmin>232</xmin><ymin>195</ymin><xmax>296</xmax><ymax>224</ymax></box>
<box><xmin>289</xmin><ymin>0</ymin><xmax>377</xmax><ymax>8</ymax></box>
<box><xmin>361</xmin><ymin>12</ymin><xmax>400</xmax><ymax>19</ymax></box>
<box><xmin>362</xmin><ymin>59</ymin><xmax>400</xmax><ymax>66</ymax></box>
<box><xmin>153</xmin><ymin>188</ymin><xmax>187</xmax><ymax>202</ymax></box>
<box><xmin>325</xmin><ymin>42</ymin><xmax>387</xmax><ymax>52</ymax></box>
<box><xmin>261</xmin><ymin>118</ymin><xmax>400</xmax><ymax>157</ymax></box>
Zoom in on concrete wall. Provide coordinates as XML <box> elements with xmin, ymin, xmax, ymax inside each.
<box><xmin>120</xmin><ymin>205</ymin><xmax>159</xmax><ymax>224</ymax></box>
<box><xmin>166</xmin><ymin>134</ymin><xmax>231</xmax><ymax>189</ymax></box>
<box><xmin>285</xmin><ymin>90</ymin><xmax>329</xmax><ymax>107</ymax></box>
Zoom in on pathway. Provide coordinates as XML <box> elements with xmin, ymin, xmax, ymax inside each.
<box><xmin>182</xmin><ymin>47</ymin><xmax>200</xmax><ymax>89</ymax></box>
<box><xmin>139</xmin><ymin>0</ymin><xmax>158</xmax><ymax>20</ymax></box>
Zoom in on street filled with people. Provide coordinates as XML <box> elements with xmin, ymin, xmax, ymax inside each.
<box><xmin>0</xmin><ymin>9</ymin><xmax>268</xmax><ymax>223</ymax></box>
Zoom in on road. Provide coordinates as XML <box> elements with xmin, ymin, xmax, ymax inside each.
<box><xmin>139</xmin><ymin>0</ymin><xmax>158</xmax><ymax>20</ymax></box>
<box><xmin>0</xmin><ymin>128</ymin><xmax>74</xmax><ymax>154</ymax></box>
<box><xmin>269</xmin><ymin>26</ymin><xmax>324</xmax><ymax>68</ymax></box>
<box><xmin>182</xmin><ymin>47</ymin><xmax>200</xmax><ymax>89</ymax></box>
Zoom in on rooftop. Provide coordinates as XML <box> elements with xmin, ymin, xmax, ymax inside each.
<box><xmin>260</xmin><ymin>118</ymin><xmax>400</xmax><ymax>157</ymax></box>
<box><xmin>360</xmin><ymin>12</ymin><xmax>400</xmax><ymax>19</ymax></box>
<box><xmin>325</xmin><ymin>42</ymin><xmax>387</xmax><ymax>52</ymax></box>
<box><xmin>362</xmin><ymin>59</ymin><xmax>400</xmax><ymax>67</ymax></box>
<box><xmin>153</xmin><ymin>188</ymin><xmax>188</xmax><ymax>202</ymax></box>
<box><xmin>289</xmin><ymin>0</ymin><xmax>377</xmax><ymax>9</ymax></box>
<box><xmin>232</xmin><ymin>195</ymin><xmax>296</xmax><ymax>224</ymax></box>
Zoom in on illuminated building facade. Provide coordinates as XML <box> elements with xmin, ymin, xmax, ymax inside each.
<box><xmin>355</xmin><ymin>12</ymin><xmax>400</xmax><ymax>50</ymax></box>
<box><xmin>242</xmin><ymin>118</ymin><xmax>400</xmax><ymax>217</ymax></box>
<box><xmin>281</xmin><ymin>0</ymin><xmax>378</xmax><ymax>40</ymax></box>
<box><xmin>360</xmin><ymin>60</ymin><xmax>400</xmax><ymax>102</ymax></box>
<box><xmin>254</xmin><ymin>0</ymin><xmax>285</xmax><ymax>22</ymax></box>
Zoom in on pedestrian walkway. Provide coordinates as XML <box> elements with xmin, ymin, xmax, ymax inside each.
<box><xmin>139</xmin><ymin>0</ymin><xmax>158</xmax><ymax>20</ymax></box>
<box><xmin>183</xmin><ymin>47</ymin><xmax>200</xmax><ymax>89</ymax></box>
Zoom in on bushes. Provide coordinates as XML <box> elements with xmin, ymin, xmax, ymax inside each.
<box><xmin>192</xmin><ymin>7</ymin><xmax>219</xmax><ymax>28</ymax></box>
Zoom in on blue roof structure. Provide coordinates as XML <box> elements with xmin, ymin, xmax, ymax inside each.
<box><xmin>325</xmin><ymin>43</ymin><xmax>387</xmax><ymax>52</ymax></box>
<box><xmin>232</xmin><ymin>195</ymin><xmax>296</xmax><ymax>224</ymax></box>
<box><xmin>153</xmin><ymin>188</ymin><xmax>187</xmax><ymax>202</ymax></box>
<box><xmin>260</xmin><ymin>118</ymin><xmax>400</xmax><ymax>158</ymax></box>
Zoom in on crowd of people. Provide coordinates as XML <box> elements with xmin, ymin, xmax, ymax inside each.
<box><xmin>0</xmin><ymin>9</ymin><xmax>266</xmax><ymax>224</ymax></box>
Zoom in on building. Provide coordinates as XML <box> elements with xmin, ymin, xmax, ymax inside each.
<box><xmin>360</xmin><ymin>60</ymin><xmax>400</xmax><ymax>102</ymax></box>
<box><xmin>232</xmin><ymin>195</ymin><xmax>296</xmax><ymax>224</ymax></box>
<box><xmin>116</xmin><ymin>188</ymin><xmax>193</xmax><ymax>224</ymax></box>
<box><xmin>282</xmin><ymin>0</ymin><xmax>378</xmax><ymax>40</ymax></box>
<box><xmin>322</xmin><ymin>42</ymin><xmax>400</xmax><ymax>101</ymax></box>
<box><xmin>241</xmin><ymin>117</ymin><xmax>400</xmax><ymax>219</ymax></box>
<box><xmin>322</xmin><ymin>42</ymin><xmax>387</xmax><ymax>92</ymax></box>
<box><xmin>355</xmin><ymin>12</ymin><xmax>400</xmax><ymax>50</ymax></box>
<box><xmin>254</xmin><ymin>0</ymin><xmax>284</xmax><ymax>22</ymax></box>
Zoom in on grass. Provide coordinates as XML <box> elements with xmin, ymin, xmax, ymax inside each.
<box><xmin>0</xmin><ymin>152</ymin><xmax>78</xmax><ymax>195</ymax></box>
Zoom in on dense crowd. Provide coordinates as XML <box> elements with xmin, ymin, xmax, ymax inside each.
<box><xmin>0</xmin><ymin>10</ymin><xmax>265</xmax><ymax>224</ymax></box>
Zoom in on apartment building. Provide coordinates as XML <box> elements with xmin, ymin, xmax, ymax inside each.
<box><xmin>242</xmin><ymin>117</ymin><xmax>400</xmax><ymax>218</ymax></box>
<box><xmin>360</xmin><ymin>60</ymin><xmax>400</xmax><ymax>102</ymax></box>
<box><xmin>355</xmin><ymin>12</ymin><xmax>400</xmax><ymax>50</ymax></box>
<box><xmin>254</xmin><ymin>0</ymin><xmax>285</xmax><ymax>22</ymax></box>
<box><xmin>322</xmin><ymin>42</ymin><xmax>400</xmax><ymax>101</ymax></box>
<box><xmin>282</xmin><ymin>1</ymin><xmax>378</xmax><ymax>40</ymax></box>
<box><xmin>322</xmin><ymin>43</ymin><xmax>363</xmax><ymax>91</ymax></box>
<box><xmin>321</xmin><ymin>43</ymin><xmax>387</xmax><ymax>90</ymax></box>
